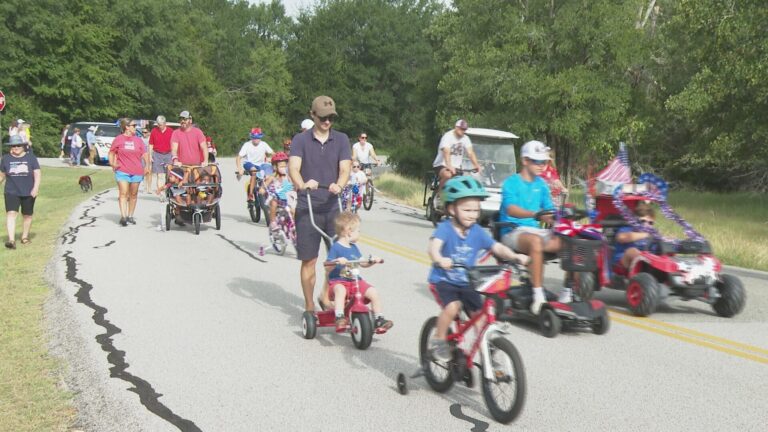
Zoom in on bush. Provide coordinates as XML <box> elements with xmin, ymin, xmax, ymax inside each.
<box><xmin>387</xmin><ymin>143</ymin><xmax>433</xmax><ymax>179</ymax></box>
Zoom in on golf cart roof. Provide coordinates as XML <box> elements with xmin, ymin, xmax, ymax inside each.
<box><xmin>465</xmin><ymin>128</ymin><xmax>519</xmax><ymax>140</ymax></box>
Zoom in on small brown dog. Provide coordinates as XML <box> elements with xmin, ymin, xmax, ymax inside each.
<box><xmin>79</xmin><ymin>175</ymin><xmax>92</xmax><ymax>192</ymax></box>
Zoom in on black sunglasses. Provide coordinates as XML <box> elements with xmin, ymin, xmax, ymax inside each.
<box><xmin>128</xmin><ymin>123</ymin><xmax>137</xmax><ymax>127</ymax></box>
<box><xmin>317</xmin><ymin>115</ymin><xmax>336</xmax><ymax>123</ymax></box>
<box><xmin>640</xmin><ymin>219</ymin><xmax>654</xmax><ymax>225</ymax></box>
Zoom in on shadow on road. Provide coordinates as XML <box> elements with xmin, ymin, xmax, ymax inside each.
<box><xmin>227</xmin><ymin>277</ymin><xmax>304</xmax><ymax>327</ymax></box>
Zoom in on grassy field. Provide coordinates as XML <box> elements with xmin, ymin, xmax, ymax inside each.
<box><xmin>0</xmin><ymin>166</ymin><xmax>114</xmax><ymax>432</ymax></box>
<box><xmin>376</xmin><ymin>172</ymin><xmax>768</xmax><ymax>271</ymax></box>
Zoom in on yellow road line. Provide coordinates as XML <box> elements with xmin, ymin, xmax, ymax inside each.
<box><xmin>361</xmin><ymin>233</ymin><xmax>768</xmax><ymax>364</ymax></box>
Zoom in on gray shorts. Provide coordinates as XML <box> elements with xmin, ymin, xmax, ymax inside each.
<box><xmin>501</xmin><ymin>226</ymin><xmax>553</xmax><ymax>252</ymax></box>
<box><xmin>152</xmin><ymin>151</ymin><xmax>173</xmax><ymax>174</ymax></box>
<box><xmin>295</xmin><ymin>207</ymin><xmax>339</xmax><ymax>261</ymax></box>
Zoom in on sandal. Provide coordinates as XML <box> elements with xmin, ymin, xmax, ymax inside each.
<box><xmin>21</xmin><ymin>237</ymin><xmax>30</xmax><ymax>244</ymax></box>
<box><xmin>5</xmin><ymin>241</ymin><xmax>16</xmax><ymax>249</ymax></box>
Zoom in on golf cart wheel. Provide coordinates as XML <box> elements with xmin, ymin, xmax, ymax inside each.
<box><xmin>575</xmin><ymin>271</ymin><xmax>597</xmax><ymax>300</ymax></box>
<box><xmin>592</xmin><ymin>308</ymin><xmax>611</xmax><ymax>335</ymax></box>
<box><xmin>419</xmin><ymin>316</ymin><xmax>454</xmax><ymax>393</ymax></box>
<box><xmin>363</xmin><ymin>180</ymin><xmax>374</xmax><ymax>210</ymax></box>
<box><xmin>713</xmin><ymin>274</ymin><xmax>746</xmax><ymax>318</ymax></box>
<box><xmin>165</xmin><ymin>204</ymin><xmax>172</xmax><ymax>231</ymax></box>
<box><xmin>396</xmin><ymin>373</ymin><xmax>408</xmax><ymax>395</ymax></box>
<box><xmin>481</xmin><ymin>337</ymin><xmax>527</xmax><ymax>424</ymax></box>
<box><xmin>214</xmin><ymin>204</ymin><xmax>221</xmax><ymax>230</ymax></box>
<box><xmin>193</xmin><ymin>213</ymin><xmax>201</xmax><ymax>235</ymax></box>
<box><xmin>539</xmin><ymin>308</ymin><xmax>562</xmax><ymax>338</ymax></box>
<box><xmin>626</xmin><ymin>272</ymin><xmax>659</xmax><ymax>317</ymax></box>
<box><xmin>301</xmin><ymin>311</ymin><xmax>317</xmax><ymax>339</ymax></box>
<box><xmin>351</xmin><ymin>313</ymin><xmax>373</xmax><ymax>350</ymax></box>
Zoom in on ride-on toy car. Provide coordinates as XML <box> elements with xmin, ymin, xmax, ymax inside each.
<box><xmin>582</xmin><ymin>173</ymin><xmax>746</xmax><ymax>318</ymax></box>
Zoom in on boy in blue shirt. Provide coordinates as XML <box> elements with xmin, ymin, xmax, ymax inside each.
<box><xmin>499</xmin><ymin>140</ymin><xmax>567</xmax><ymax>314</ymax></box>
<box><xmin>428</xmin><ymin>176</ymin><xmax>528</xmax><ymax>361</ymax></box>
<box><xmin>326</xmin><ymin>211</ymin><xmax>393</xmax><ymax>333</ymax></box>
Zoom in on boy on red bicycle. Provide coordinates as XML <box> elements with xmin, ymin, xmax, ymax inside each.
<box><xmin>428</xmin><ymin>176</ymin><xmax>528</xmax><ymax>361</ymax></box>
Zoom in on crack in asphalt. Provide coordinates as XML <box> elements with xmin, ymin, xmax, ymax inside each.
<box><xmin>216</xmin><ymin>233</ymin><xmax>267</xmax><ymax>262</ymax></box>
<box><xmin>93</xmin><ymin>240</ymin><xmax>116</xmax><ymax>249</ymax></box>
<box><xmin>62</xmin><ymin>192</ymin><xmax>201</xmax><ymax>432</ymax></box>
<box><xmin>449</xmin><ymin>403</ymin><xmax>490</xmax><ymax>431</ymax></box>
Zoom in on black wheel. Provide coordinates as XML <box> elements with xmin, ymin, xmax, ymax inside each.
<box><xmin>481</xmin><ymin>337</ymin><xmax>527</xmax><ymax>424</ymax></box>
<box><xmin>259</xmin><ymin>197</ymin><xmax>271</xmax><ymax>226</ymax></box>
<box><xmin>396</xmin><ymin>373</ymin><xmax>408</xmax><ymax>395</ymax></box>
<box><xmin>214</xmin><ymin>204</ymin><xmax>221</xmax><ymax>230</ymax></box>
<box><xmin>165</xmin><ymin>204</ymin><xmax>172</xmax><ymax>231</ymax></box>
<box><xmin>592</xmin><ymin>308</ymin><xmax>610</xmax><ymax>335</ymax></box>
<box><xmin>539</xmin><ymin>308</ymin><xmax>561</xmax><ymax>338</ymax></box>
<box><xmin>249</xmin><ymin>201</ymin><xmax>261</xmax><ymax>223</ymax></box>
<box><xmin>713</xmin><ymin>274</ymin><xmax>746</xmax><ymax>317</ymax></box>
<box><xmin>626</xmin><ymin>272</ymin><xmax>659</xmax><ymax>317</ymax></box>
<box><xmin>575</xmin><ymin>271</ymin><xmax>597</xmax><ymax>300</ymax></box>
<box><xmin>193</xmin><ymin>213</ymin><xmax>201</xmax><ymax>235</ymax></box>
<box><xmin>418</xmin><ymin>316</ymin><xmax>454</xmax><ymax>393</ymax></box>
<box><xmin>272</xmin><ymin>230</ymin><xmax>287</xmax><ymax>255</ymax></box>
<box><xmin>301</xmin><ymin>311</ymin><xmax>317</xmax><ymax>339</ymax></box>
<box><xmin>351</xmin><ymin>313</ymin><xmax>373</xmax><ymax>350</ymax></box>
<box><xmin>363</xmin><ymin>180</ymin><xmax>374</xmax><ymax>210</ymax></box>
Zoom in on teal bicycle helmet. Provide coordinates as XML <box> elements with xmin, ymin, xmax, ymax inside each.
<box><xmin>442</xmin><ymin>175</ymin><xmax>489</xmax><ymax>205</ymax></box>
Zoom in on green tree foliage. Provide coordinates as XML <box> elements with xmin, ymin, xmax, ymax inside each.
<box><xmin>288</xmin><ymin>0</ymin><xmax>443</xmax><ymax>172</ymax></box>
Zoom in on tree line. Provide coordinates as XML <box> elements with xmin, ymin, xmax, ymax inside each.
<box><xmin>1</xmin><ymin>0</ymin><xmax>765</xmax><ymax>190</ymax></box>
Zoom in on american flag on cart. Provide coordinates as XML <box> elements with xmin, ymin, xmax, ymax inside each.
<box><xmin>596</xmin><ymin>142</ymin><xmax>631</xmax><ymax>183</ymax></box>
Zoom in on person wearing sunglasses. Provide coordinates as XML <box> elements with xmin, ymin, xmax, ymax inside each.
<box><xmin>613</xmin><ymin>202</ymin><xmax>656</xmax><ymax>272</ymax></box>
<box><xmin>109</xmin><ymin>118</ymin><xmax>150</xmax><ymax>226</ymax></box>
<box><xmin>352</xmin><ymin>132</ymin><xmax>380</xmax><ymax>174</ymax></box>
<box><xmin>499</xmin><ymin>140</ymin><xmax>570</xmax><ymax>314</ymax></box>
<box><xmin>1</xmin><ymin>135</ymin><xmax>41</xmax><ymax>249</ymax></box>
<box><xmin>171</xmin><ymin>110</ymin><xmax>208</xmax><ymax>167</ymax></box>
<box><xmin>288</xmin><ymin>95</ymin><xmax>352</xmax><ymax>313</ymax></box>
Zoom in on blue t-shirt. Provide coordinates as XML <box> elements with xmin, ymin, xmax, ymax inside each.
<box><xmin>498</xmin><ymin>174</ymin><xmax>554</xmax><ymax>235</ymax></box>
<box><xmin>327</xmin><ymin>241</ymin><xmax>363</xmax><ymax>280</ymax></box>
<box><xmin>612</xmin><ymin>226</ymin><xmax>651</xmax><ymax>264</ymax></box>
<box><xmin>428</xmin><ymin>220</ymin><xmax>496</xmax><ymax>287</ymax></box>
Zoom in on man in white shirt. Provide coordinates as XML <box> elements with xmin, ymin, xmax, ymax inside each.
<box><xmin>432</xmin><ymin>119</ymin><xmax>482</xmax><ymax>191</ymax></box>
<box><xmin>236</xmin><ymin>127</ymin><xmax>274</xmax><ymax>200</ymax></box>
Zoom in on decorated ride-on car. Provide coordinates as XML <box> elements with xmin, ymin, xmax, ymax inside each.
<box><xmin>582</xmin><ymin>173</ymin><xmax>746</xmax><ymax>318</ymax></box>
<box><xmin>423</xmin><ymin>127</ymin><xmax>518</xmax><ymax>227</ymax></box>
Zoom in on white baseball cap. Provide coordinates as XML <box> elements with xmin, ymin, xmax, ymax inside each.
<box><xmin>88</xmin><ymin>125</ymin><xmax>98</xmax><ymax>132</ymax></box>
<box><xmin>521</xmin><ymin>140</ymin><xmax>551</xmax><ymax>161</ymax></box>
<box><xmin>300</xmin><ymin>118</ymin><xmax>314</xmax><ymax>130</ymax></box>
<box><xmin>17</xmin><ymin>119</ymin><xmax>25</xmax><ymax>124</ymax></box>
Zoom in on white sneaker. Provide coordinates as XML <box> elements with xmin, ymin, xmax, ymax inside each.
<box><xmin>530</xmin><ymin>297</ymin><xmax>546</xmax><ymax>315</ymax></box>
<box><xmin>558</xmin><ymin>288</ymin><xmax>573</xmax><ymax>303</ymax></box>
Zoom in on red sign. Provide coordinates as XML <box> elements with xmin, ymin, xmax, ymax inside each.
<box><xmin>0</xmin><ymin>90</ymin><xmax>5</xmax><ymax>111</ymax></box>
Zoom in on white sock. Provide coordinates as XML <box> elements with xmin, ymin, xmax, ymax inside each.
<box><xmin>532</xmin><ymin>287</ymin><xmax>545</xmax><ymax>301</ymax></box>
<box><xmin>335</xmin><ymin>310</ymin><xmax>344</xmax><ymax>318</ymax></box>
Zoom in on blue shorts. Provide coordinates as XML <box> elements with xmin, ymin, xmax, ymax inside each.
<box><xmin>434</xmin><ymin>281</ymin><xmax>483</xmax><ymax>313</ymax></box>
<box><xmin>115</xmin><ymin>171</ymin><xmax>144</xmax><ymax>183</ymax></box>
<box><xmin>243</xmin><ymin>162</ymin><xmax>261</xmax><ymax>173</ymax></box>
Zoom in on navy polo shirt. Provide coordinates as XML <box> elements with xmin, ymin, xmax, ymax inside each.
<box><xmin>291</xmin><ymin>128</ymin><xmax>351</xmax><ymax>211</ymax></box>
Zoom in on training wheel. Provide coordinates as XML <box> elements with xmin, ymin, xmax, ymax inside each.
<box><xmin>397</xmin><ymin>373</ymin><xmax>408</xmax><ymax>395</ymax></box>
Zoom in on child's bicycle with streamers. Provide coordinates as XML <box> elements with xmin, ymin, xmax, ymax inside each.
<box><xmin>341</xmin><ymin>183</ymin><xmax>362</xmax><ymax>213</ymax></box>
<box><xmin>267</xmin><ymin>191</ymin><xmax>296</xmax><ymax>256</ymax></box>
<box><xmin>397</xmin><ymin>262</ymin><xmax>527</xmax><ymax>424</ymax></box>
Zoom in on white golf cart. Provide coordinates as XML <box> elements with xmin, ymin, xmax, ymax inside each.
<box><xmin>423</xmin><ymin>127</ymin><xmax>518</xmax><ymax>226</ymax></box>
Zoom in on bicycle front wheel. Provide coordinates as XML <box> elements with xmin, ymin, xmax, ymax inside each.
<box><xmin>481</xmin><ymin>337</ymin><xmax>526</xmax><ymax>424</ymax></box>
<box><xmin>363</xmin><ymin>180</ymin><xmax>374</xmax><ymax>210</ymax></box>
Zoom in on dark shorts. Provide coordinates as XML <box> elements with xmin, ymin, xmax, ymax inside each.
<box><xmin>433</xmin><ymin>281</ymin><xmax>483</xmax><ymax>313</ymax></box>
<box><xmin>295</xmin><ymin>207</ymin><xmax>338</xmax><ymax>261</ymax></box>
<box><xmin>5</xmin><ymin>194</ymin><xmax>36</xmax><ymax>215</ymax></box>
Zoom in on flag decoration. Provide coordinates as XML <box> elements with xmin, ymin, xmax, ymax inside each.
<box><xmin>596</xmin><ymin>142</ymin><xmax>631</xmax><ymax>184</ymax></box>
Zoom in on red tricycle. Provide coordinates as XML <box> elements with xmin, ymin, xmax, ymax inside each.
<box><xmin>580</xmin><ymin>173</ymin><xmax>746</xmax><ymax>318</ymax></box>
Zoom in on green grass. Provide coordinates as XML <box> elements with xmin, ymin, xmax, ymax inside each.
<box><xmin>0</xmin><ymin>166</ymin><xmax>114</xmax><ymax>432</ymax></box>
<box><xmin>377</xmin><ymin>172</ymin><xmax>768</xmax><ymax>271</ymax></box>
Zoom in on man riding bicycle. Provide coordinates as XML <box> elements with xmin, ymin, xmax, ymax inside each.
<box><xmin>236</xmin><ymin>127</ymin><xmax>274</xmax><ymax>201</ymax></box>
<box><xmin>432</xmin><ymin>119</ymin><xmax>483</xmax><ymax>194</ymax></box>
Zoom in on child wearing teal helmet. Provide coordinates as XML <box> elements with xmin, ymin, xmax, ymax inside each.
<box><xmin>427</xmin><ymin>176</ymin><xmax>528</xmax><ymax>361</ymax></box>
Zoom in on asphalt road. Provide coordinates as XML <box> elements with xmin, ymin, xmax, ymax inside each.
<box><xmin>45</xmin><ymin>158</ymin><xmax>768</xmax><ymax>431</ymax></box>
